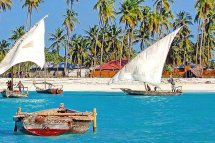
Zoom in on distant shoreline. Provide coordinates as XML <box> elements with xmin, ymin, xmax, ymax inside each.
<box><xmin>0</xmin><ymin>78</ymin><xmax>214</xmax><ymax>92</ymax></box>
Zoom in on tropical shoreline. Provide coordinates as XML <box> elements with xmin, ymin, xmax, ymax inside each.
<box><xmin>0</xmin><ymin>78</ymin><xmax>214</xmax><ymax>92</ymax></box>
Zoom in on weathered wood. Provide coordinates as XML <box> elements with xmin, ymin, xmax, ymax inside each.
<box><xmin>13</xmin><ymin>104</ymin><xmax>96</xmax><ymax>136</ymax></box>
<box><xmin>93</xmin><ymin>108</ymin><xmax>97</xmax><ymax>133</ymax></box>
<box><xmin>121</xmin><ymin>88</ymin><xmax>182</xmax><ymax>96</ymax></box>
<box><xmin>1</xmin><ymin>89</ymin><xmax>28</xmax><ymax>98</ymax></box>
<box><xmin>18</xmin><ymin>112</ymin><xmax>93</xmax><ymax>117</ymax></box>
<box><xmin>16</xmin><ymin>107</ymin><xmax>21</xmax><ymax>115</ymax></box>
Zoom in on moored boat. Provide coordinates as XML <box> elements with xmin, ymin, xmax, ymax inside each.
<box><xmin>34</xmin><ymin>82</ymin><xmax>63</xmax><ymax>94</ymax></box>
<box><xmin>13</xmin><ymin>103</ymin><xmax>97</xmax><ymax>136</ymax></box>
<box><xmin>1</xmin><ymin>87</ymin><xmax>28</xmax><ymax>98</ymax></box>
<box><xmin>0</xmin><ymin>16</ymin><xmax>47</xmax><ymax>98</ymax></box>
<box><xmin>120</xmin><ymin>88</ymin><xmax>182</xmax><ymax>96</ymax></box>
<box><xmin>110</xmin><ymin>27</ymin><xmax>183</xmax><ymax>96</ymax></box>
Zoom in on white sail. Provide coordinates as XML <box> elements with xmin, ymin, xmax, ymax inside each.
<box><xmin>110</xmin><ymin>27</ymin><xmax>181</xmax><ymax>86</ymax></box>
<box><xmin>0</xmin><ymin>16</ymin><xmax>47</xmax><ymax>75</ymax></box>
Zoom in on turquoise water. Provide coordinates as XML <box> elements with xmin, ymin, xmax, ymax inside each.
<box><xmin>0</xmin><ymin>92</ymin><xmax>214</xmax><ymax>143</ymax></box>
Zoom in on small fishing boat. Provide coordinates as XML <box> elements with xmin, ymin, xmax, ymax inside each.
<box><xmin>110</xmin><ymin>27</ymin><xmax>183</xmax><ymax>96</ymax></box>
<box><xmin>120</xmin><ymin>88</ymin><xmax>182</xmax><ymax>96</ymax></box>
<box><xmin>13</xmin><ymin>103</ymin><xmax>97</xmax><ymax>136</ymax></box>
<box><xmin>0</xmin><ymin>16</ymin><xmax>47</xmax><ymax>98</ymax></box>
<box><xmin>34</xmin><ymin>82</ymin><xmax>63</xmax><ymax>94</ymax></box>
<box><xmin>1</xmin><ymin>87</ymin><xmax>28</xmax><ymax>98</ymax></box>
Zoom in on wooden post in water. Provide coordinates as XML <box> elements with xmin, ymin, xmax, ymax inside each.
<box><xmin>93</xmin><ymin>108</ymin><xmax>97</xmax><ymax>133</ymax></box>
<box><xmin>16</xmin><ymin>107</ymin><xmax>21</xmax><ymax>115</ymax></box>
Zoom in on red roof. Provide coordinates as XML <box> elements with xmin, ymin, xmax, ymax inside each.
<box><xmin>95</xmin><ymin>60</ymin><xmax>128</xmax><ymax>70</ymax></box>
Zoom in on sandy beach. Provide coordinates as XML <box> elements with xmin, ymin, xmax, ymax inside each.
<box><xmin>0</xmin><ymin>78</ymin><xmax>214</xmax><ymax>92</ymax></box>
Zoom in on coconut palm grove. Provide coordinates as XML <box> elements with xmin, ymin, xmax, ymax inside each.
<box><xmin>0</xmin><ymin>0</ymin><xmax>214</xmax><ymax>77</ymax></box>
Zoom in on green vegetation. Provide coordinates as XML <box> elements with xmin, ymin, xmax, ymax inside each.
<box><xmin>0</xmin><ymin>0</ymin><xmax>214</xmax><ymax>75</ymax></box>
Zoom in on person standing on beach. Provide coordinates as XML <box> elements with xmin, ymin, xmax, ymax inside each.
<box><xmin>169</xmin><ymin>76</ymin><xmax>175</xmax><ymax>92</ymax></box>
<box><xmin>17</xmin><ymin>81</ymin><xmax>24</xmax><ymax>92</ymax></box>
<box><xmin>6</xmin><ymin>80</ymin><xmax>12</xmax><ymax>91</ymax></box>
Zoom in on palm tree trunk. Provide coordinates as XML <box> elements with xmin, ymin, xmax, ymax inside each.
<box><xmin>93</xmin><ymin>38</ymin><xmax>97</xmax><ymax>75</ymax></box>
<box><xmin>99</xmin><ymin>34</ymin><xmax>104</xmax><ymax>77</ymax></box>
<box><xmin>71</xmin><ymin>0</ymin><xmax>73</xmax><ymax>10</ymax></box>
<box><xmin>199</xmin><ymin>23</ymin><xmax>204</xmax><ymax>65</ymax></box>
<box><xmin>207</xmin><ymin>38</ymin><xmax>210</xmax><ymax>63</ymax></box>
<box><xmin>29</xmin><ymin>11</ymin><xmax>32</xmax><ymax>28</ymax></box>
<box><xmin>80</xmin><ymin>53</ymin><xmax>83</xmax><ymax>77</ymax></box>
<box><xmin>140</xmin><ymin>38</ymin><xmax>144</xmax><ymax>51</ymax></box>
<box><xmin>203</xmin><ymin>23</ymin><xmax>206</xmax><ymax>65</ymax></box>
<box><xmin>25</xmin><ymin>13</ymin><xmax>29</xmax><ymax>31</ymax></box>
<box><xmin>99</xmin><ymin>24</ymin><xmax>105</xmax><ymax>78</ymax></box>
<box><xmin>64</xmin><ymin>29</ymin><xmax>69</xmax><ymax>77</ymax></box>
<box><xmin>128</xmin><ymin>28</ymin><xmax>134</xmax><ymax>61</ymax></box>
<box><xmin>120</xmin><ymin>34</ymin><xmax>125</xmax><ymax>69</ymax></box>
<box><xmin>195</xmin><ymin>24</ymin><xmax>200</xmax><ymax>64</ymax></box>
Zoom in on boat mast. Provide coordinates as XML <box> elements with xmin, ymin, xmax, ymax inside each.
<box><xmin>144</xmin><ymin>82</ymin><xmax>147</xmax><ymax>91</ymax></box>
<box><xmin>44</xmin><ymin>66</ymin><xmax>47</xmax><ymax>89</ymax></box>
<box><xmin>11</xmin><ymin>66</ymin><xmax>14</xmax><ymax>91</ymax></box>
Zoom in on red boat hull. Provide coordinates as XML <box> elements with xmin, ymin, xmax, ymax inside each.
<box><xmin>36</xmin><ymin>88</ymin><xmax>63</xmax><ymax>94</ymax></box>
<box><xmin>26</xmin><ymin>128</ymin><xmax>68</xmax><ymax>136</ymax></box>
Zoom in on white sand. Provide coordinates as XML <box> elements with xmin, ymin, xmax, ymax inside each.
<box><xmin>0</xmin><ymin>78</ymin><xmax>215</xmax><ymax>92</ymax></box>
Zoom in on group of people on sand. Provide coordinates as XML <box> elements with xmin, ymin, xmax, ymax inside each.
<box><xmin>6</xmin><ymin>80</ymin><xmax>24</xmax><ymax>92</ymax></box>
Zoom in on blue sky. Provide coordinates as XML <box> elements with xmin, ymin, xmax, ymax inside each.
<box><xmin>0</xmin><ymin>0</ymin><xmax>197</xmax><ymax>55</ymax></box>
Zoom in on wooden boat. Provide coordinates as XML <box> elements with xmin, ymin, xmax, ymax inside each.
<box><xmin>120</xmin><ymin>87</ymin><xmax>182</xmax><ymax>96</ymax></box>
<box><xmin>110</xmin><ymin>27</ymin><xmax>183</xmax><ymax>96</ymax></box>
<box><xmin>0</xmin><ymin>16</ymin><xmax>47</xmax><ymax>98</ymax></box>
<box><xmin>13</xmin><ymin>103</ymin><xmax>97</xmax><ymax>136</ymax></box>
<box><xmin>34</xmin><ymin>82</ymin><xmax>63</xmax><ymax>94</ymax></box>
<box><xmin>1</xmin><ymin>87</ymin><xmax>28</xmax><ymax>98</ymax></box>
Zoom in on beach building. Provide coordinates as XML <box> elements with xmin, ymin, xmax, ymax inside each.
<box><xmin>90</xmin><ymin>60</ymin><xmax>128</xmax><ymax>78</ymax></box>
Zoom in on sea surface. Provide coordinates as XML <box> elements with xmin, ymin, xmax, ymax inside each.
<box><xmin>0</xmin><ymin>92</ymin><xmax>214</xmax><ymax>143</ymax></box>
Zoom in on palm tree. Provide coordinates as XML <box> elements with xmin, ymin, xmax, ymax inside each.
<box><xmin>138</xmin><ymin>6</ymin><xmax>152</xmax><ymax>51</ymax></box>
<box><xmin>0</xmin><ymin>0</ymin><xmax>12</xmax><ymax>11</ymax></box>
<box><xmin>85</xmin><ymin>25</ymin><xmax>101</xmax><ymax>69</ymax></box>
<box><xmin>118</xmin><ymin>0</ymin><xmax>143</xmax><ymax>61</ymax></box>
<box><xmin>153</xmin><ymin>0</ymin><xmax>174</xmax><ymax>13</ymax></box>
<box><xmin>69</xmin><ymin>35</ymin><xmax>89</xmax><ymax>77</ymax></box>
<box><xmin>94</xmin><ymin>0</ymin><xmax>115</xmax><ymax>77</ymax></box>
<box><xmin>9</xmin><ymin>26</ymin><xmax>26</xmax><ymax>76</ymax></box>
<box><xmin>9</xmin><ymin>26</ymin><xmax>25</xmax><ymax>41</ymax></box>
<box><xmin>204</xmin><ymin>13</ymin><xmax>215</xmax><ymax>65</ymax></box>
<box><xmin>173</xmin><ymin>11</ymin><xmax>193</xmax><ymax>64</ymax></box>
<box><xmin>107</xmin><ymin>25</ymin><xmax>122</xmax><ymax>60</ymax></box>
<box><xmin>153</xmin><ymin>0</ymin><xmax>174</xmax><ymax>39</ymax></box>
<box><xmin>21</xmin><ymin>0</ymin><xmax>43</xmax><ymax>30</ymax></box>
<box><xmin>148</xmin><ymin>11</ymin><xmax>160</xmax><ymax>40</ymax></box>
<box><xmin>65</xmin><ymin>0</ymin><xmax>79</xmax><ymax>10</ymax></box>
<box><xmin>48</xmin><ymin>28</ymin><xmax>65</xmax><ymax>63</ymax></box>
<box><xmin>0</xmin><ymin>40</ymin><xmax>10</xmax><ymax>61</ymax></box>
<box><xmin>63</xmin><ymin>9</ymin><xmax>79</xmax><ymax>76</ymax></box>
<box><xmin>195</xmin><ymin>0</ymin><xmax>214</xmax><ymax>65</ymax></box>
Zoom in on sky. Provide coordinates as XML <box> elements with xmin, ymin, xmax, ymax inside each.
<box><xmin>0</xmin><ymin>0</ymin><xmax>197</xmax><ymax>55</ymax></box>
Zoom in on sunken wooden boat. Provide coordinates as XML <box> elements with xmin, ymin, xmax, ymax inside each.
<box><xmin>13</xmin><ymin>103</ymin><xmax>97</xmax><ymax>136</ymax></box>
<box><xmin>121</xmin><ymin>87</ymin><xmax>182</xmax><ymax>96</ymax></box>
<box><xmin>34</xmin><ymin>82</ymin><xmax>63</xmax><ymax>94</ymax></box>
<box><xmin>1</xmin><ymin>87</ymin><xmax>28</xmax><ymax>98</ymax></box>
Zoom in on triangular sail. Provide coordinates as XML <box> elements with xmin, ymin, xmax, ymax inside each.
<box><xmin>110</xmin><ymin>27</ymin><xmax>181</xmax><ymax>86</ymax></box>
<box><xmin>0</xmin><ymin>16</ymin><xmax>47</xmax><ymax>75</ymax></box>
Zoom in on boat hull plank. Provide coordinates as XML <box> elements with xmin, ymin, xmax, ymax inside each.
<box><xmin>13</xmin><ymin>107</ymin><xmax>95</xmax><ymax>136</ymax></box>
<box><xmin>36</xmin><ymin>88</ymin><xmax>63</xmax><ymax>94</ymax></box>
<box><xmin>120</xmin><ymin>88</ymin><xmax>182</xmax><ymax>96</ymax></box>
<box><xmin>1</xmin><ymin>90</ymin><xmax>28</xmax><ymax>98</ymax></box>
